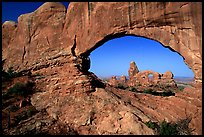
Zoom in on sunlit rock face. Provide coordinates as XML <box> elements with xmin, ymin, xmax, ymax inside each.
<box><xmin>2</xmin><ymin>2</ymin><xmax>202</xmax><ymax>135</ymax></box>
<box><xmin>126</xmin><ymin>61</ymin><xmax>177</xmax><ymax>88</ymax></box>
<box><xmin>109</xmin><ymin>76</ymin><xmax>118</xmax><ymax>86</ymax></box>
<box><xmin>2</xmin><ymin>2</ymin><xmax>202</xmax><ymax>84</ymax></box>
<box><xmin>2</xmin><ymin>2</ymin><xmax>68</xmax><ymax>77</ymax></box>
<box><xmin>63</xmin><ymin>2</ymin><xmax>202</xmax><ymax>84</ymax></box>
<box><xmin>128</xmin><ymin>61</ymin><xmax>139</xmax><ymax>81</ymax></box>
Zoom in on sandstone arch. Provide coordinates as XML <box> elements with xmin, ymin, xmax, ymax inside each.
<box><xmin>134</xmin><ymin>70</ymin><xmax>159</xmax><ymax>85</ymax></box>
<box><xmin>2</xmin><ymin>2</ymin><xmax>202</xmax><ymax>135</ymax></box>
<box><xmin>64</xmin><ymin>2</ymin><xmax>201</xmax><ymax>84</ymax></box>
<box><xmin>2</xmin><ymin>2</ymin><xmax>201</xmax><ymax>85</ymax></box>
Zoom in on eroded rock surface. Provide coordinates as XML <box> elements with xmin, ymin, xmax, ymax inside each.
<box><xmin>62</xmin><ymin>2</ymin><xmax>202</xmax><ymax>83</ymax></box>
<box><xmin>2</xmin><ymin>2</ymin><xmax>202</xmax><ymax>84</ymax></box>
<box><xmin>125</xmin><ymin>61</ymin><xmax>177</xmax><ymax>88</ymax></box>
<box><xmin>109</xmin><ymin>76</ymin><xmax>118</xmax><ymax>86</ymax></box>
<box><xmin>128</xmin><ymin>61</ymin><xmax>139</xmax><ymax>81</ymax></box>
<box><xmin>2</xmin><ymin>2</ymin><xmax>202</xmax><ymax>135</ymax></box>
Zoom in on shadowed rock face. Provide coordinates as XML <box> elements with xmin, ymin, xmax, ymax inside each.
<box><xmin>2</xmin><ymin>2</ymin><xmax>202</xmax><ymax>135</ymax></box>
<box><xmin>63</xmin><ymin>2</ymin><xmax>202</xmax><ymax>84</ymax></box>
<box><xmin>2</xmin><ymin>2</ymin><xmax>202</xmax><ymax>84</ymax></box>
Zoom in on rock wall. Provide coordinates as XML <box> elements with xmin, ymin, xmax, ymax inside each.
<box><xmin>110</xmin><ymin>61</ymin><xmax>177</xmax><ymax>88</ymax></box>
<box><xmin>63</xmin><ymin>2</ymin><xmax>202</xmax><ymax>84</ymax></box>
<box><xmin>2</xmin><ymin>2</ymin><xmax>202</xmax><ymax>135</ymax></box>
<box><xmin>2</xmin><ymin>2</ymin><xmax>202</xmax><ymax>84</ymax></box>
<box><xmin>2</xmin><ymin>2</ymin><xmax>68</xmax><ymax>72</ymax></box>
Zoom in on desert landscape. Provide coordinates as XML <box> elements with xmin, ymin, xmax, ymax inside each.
<box><xmin>2</xmin><ymin>2</ymin><xmax>202</xmax><ymax>135</ymax></box>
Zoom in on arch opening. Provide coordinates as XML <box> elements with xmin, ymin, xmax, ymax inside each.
<box><xmin>87</xmin><ymin>35</ymin><xmax>194</xmax><ymax>87</ymax></box>
<box><xmin>148</xmin><ymin>74</ymin><xmax>154</xmax><ymax>82</ymax></box>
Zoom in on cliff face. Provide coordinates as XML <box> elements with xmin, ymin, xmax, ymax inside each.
<box><xmin>2</xmin><ymin>2</ymin><xmax>202</xmax><ymax>84</ymax></box>
<box><xmin>2</xmin><ymin>2</ymin><xmax>202</xmax><ymax>135</ymax></box>
<box><xmin>2</xmin><ymin>2</ymin><xmax>67</xmax><ymax>72</ymax></box>
<box><xmin>63</xmin><ymin>2</ymin><xmax>202</xmax><ymax>83</ymax></box>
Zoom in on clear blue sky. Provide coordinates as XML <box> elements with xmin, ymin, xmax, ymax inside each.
<box><xmin>2</xmin><ymin>2</ymin><xmax>194</xmax><ymax>78</ymax></box>
<box><xmin>90</xmin><ymin>36</ymin><xmax>194</xmax><ymax>78</ymax></box>
<box><xmin>2</xmin><ymin>2</ymin><xmax>69</xmax><ymax>23</ymax></box>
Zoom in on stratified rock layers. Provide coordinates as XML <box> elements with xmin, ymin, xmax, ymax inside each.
<box><xmin>63</xmin><ymin>2</ymin><xmax>202</xmax><ymax>83</ymax></box>
<box><xmin>2</xmin><ymin>2</ymin><xmax>202</xmax><ymax>84</ymax></box>
<box><xmin>2</xmin><ymin>2</ymin><xmax>202</xmax><ymax>135</ymax></box>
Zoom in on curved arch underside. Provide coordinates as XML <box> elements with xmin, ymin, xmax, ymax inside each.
<box><xmin>2</xmin><ymin>2</ymin><xmax>202</xmax><ymax>135</ymax></box>
<box><xmin>64</xmin><ymin>2</ymin><xmax>202</xmax><ymax>83</ymax></box>
<box><xmin>2</xmin><ymin>2</ymin><xmax>202</xmax><ymax>84</ymax></box>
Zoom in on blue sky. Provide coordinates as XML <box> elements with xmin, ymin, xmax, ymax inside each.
<box><xmin>90</xmin><ymin>36</ymin><xmax>194</xmax><ymax>78</ymax></box>
<box><xmin>2</xmin><ymin>2</ymin><xmax>194</xmax><ymax>78</ymax></box>
<box><xmin>2</xmin><ymin>2</ymin><xmax>69</xmax><ymax>23</ymax></box>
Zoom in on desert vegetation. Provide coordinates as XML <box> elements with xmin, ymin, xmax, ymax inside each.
<box><xmin>116</xmin><ymin>83</ymin><xmax>176</xmax><ymax>97</ymax></box>
<box><xmin>2</xmin><ymin>68</ymin><xmax>39</xmax><ymax>131</ymax></box>
<box><xmin>145</xmin><ymin>117</ymin><xmax>193</xmax><ymax>135</ymax></box>
<box><xmin>2</xmin><ymin>2</ymin><xmax>201</xmax><ymax>135</ymax></box>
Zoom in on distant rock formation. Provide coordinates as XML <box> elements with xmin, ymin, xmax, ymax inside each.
<box><xmin>2</xmin><ymin>2</ymin><xmax>201</xmax><ymax>84</ymax></box>
<box><xmin>128</xmin><ymin>61</ymin><xmax>139</xmax><ymax>81</ymax></box>
<box><xmin>120</xmin><ymin>75</ymin><xmax>127</xmax><ymax>83</ymax></box>
<box><xmin>114</xmin><ymin>61</ymin><xmax>177</xmax><ymax>88</ymax></box>
<box><xmin>109</xmin><ymin>76</ymin><xmax>118</xmax><ymax>86</ymax></box>
<box><xmin>2</xmin><ymin>2</ymin><xmax>202</xmax><ymax>135</ymax></box>
<box><xmin>161</xmin><ymin>71</ymin><xmax>177</xmax><ymax>86</ymax></box>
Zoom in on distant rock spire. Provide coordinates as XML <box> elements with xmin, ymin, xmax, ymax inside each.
<box><xmin>120</xmin><ymin>75</ymin><xmax>127</xmax><ymax>83</ymax></box>
<box><xmin>128</xmin><ymin>61</ymin><xmax>139</xmax><ymax>80</ymax></box>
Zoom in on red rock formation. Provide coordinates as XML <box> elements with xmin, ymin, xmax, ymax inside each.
<box><xmin>135</xmin><ymin>70</ymin><xmax>156</xmax><ymax>86</ymax></box>
<box><xmin>2</xmin><ymin>2</ymin><xmax>202</xmax><ymax>135</ymax></box>
<box><xmin>109</xmin><ymin>86</ymin><xmax>202</xmax><ymax>135</ymax></box>
<box><xmin>109</xmin><ymin>76</ymin><xmax>118</xmax><ymax>86</ymax></box>
<box><xmin>2</xmin><ymin>2</ymin><xmax>202</xmax><ymax>84</ymax></box>
<box><xmin>160</xmin><ymin>71</ymin><xmax>177</xmax><ymax>87</ymax></box>
<box><xmin>2</xmin><ymin>21</ymin><xmax>17</xmax><ymax>61</ymax></box>
<box><xmin>152</xmin><ymin>72</ymin><xmax>161</xmax><ymax>84</ymax></box>
<box><xmin>128</xmin><ymin>61</ymin><xmax>139</xmax><ymax>80</ymax></box>
<box><xmin>2</xmin><ymin>2</ymin><xmax>67</xmax><ymax>72</ymax></box>
<box><xmin>120</xmin><ymin>75</ymin><xmax>127</xmax><ymax>83</ymax></box>
<box><xmin>162</xmin><ymin>71</ymin><xmax>173</xmax><ymax>79</ymax></box>
<box><xmin>63</xmin><ymin>2</ymin><xmax>202</xmax><ymax>84</ymax></box>
<box><xmin>126</xmin><ymin>62</ymin><xmax>176</xmax><ymax>88</ymax></box>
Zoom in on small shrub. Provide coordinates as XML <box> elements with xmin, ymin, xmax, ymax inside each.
<box><xmin>7</xmin><ymin>67</ymin><xmax>15</xmax><ymax>77</ymax></box>
<box><xmin>27</xmin><ymin>106</ymin><xmax>37</xmax><ymax>117</ymax></box>
<box><xmin>129</xmin><ymin>87</ymin><xmax>138</xmax><ymax>92</ymax></box>
<box><xmin>178</xmin><ymin>85</ymin><xmax>185</xmax><ymax>91</ymax></box>
<box><xmin>117</xmin><ymin>83</ymin><xmax>127</xmax><ymax>90</ymax></box>
<box><xmin>27</xmin><ymin>71</ymin><xmax>32</xmax><ymax>77</ymax></box>
<box><xmin>7</xmin><ymin>105</ymin><xmax>20</xmax><ymax>112</ymax></box>
<box><xmin>143</xmin><ymin>89</ymin><xmax>175</xmax><ymax>97</ymax></box>
<box><xmin>145</xmin><ymin>118</ymin><xmax>193</xmax><ymax>135</ymax></box>
<box><xmin>2</xmin><ymin>69</ymin><xmax>11</xmax><ymax>82</ymax></box>
<box><xmin>2</xmin><ymin>93</ymin><xmax>11</xmax><ymax>100</ymax></box>
<box><xmin>7</xmin><ymin>67</ymin><xmax>22</xmax><ymax>78</ymax></box>
<box><xmin>2</xmin><ymin>67</ymin><xmax>23</xmax><ymax>81</ymax></box>
<box><xmin>161</xmin><ymin>90</ymin><xmax>175</xmax><ymax>96</ymax></box>
<box><xmin>176</xmin><ymin>117</ymin><xmax>194</xmax><ymax>135</ymax></box>
<box><xmin>6</xmin><ymin>81</ymin><xmax>35</xmax><ymax>97</ymax></box>
<box><xmin>159</xmin><ymin>120</ymin><xmax>177</xmax><ymax>135</ymax></box>
<box><xmin>145</xmin><ymin>121</ymin><xmax>159</xmax><ymax>130</ymax></box>
<box><xmin>143</xmin><ymin>89</ymin><xmax>153</xmax><ymax>94</ymax></box>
